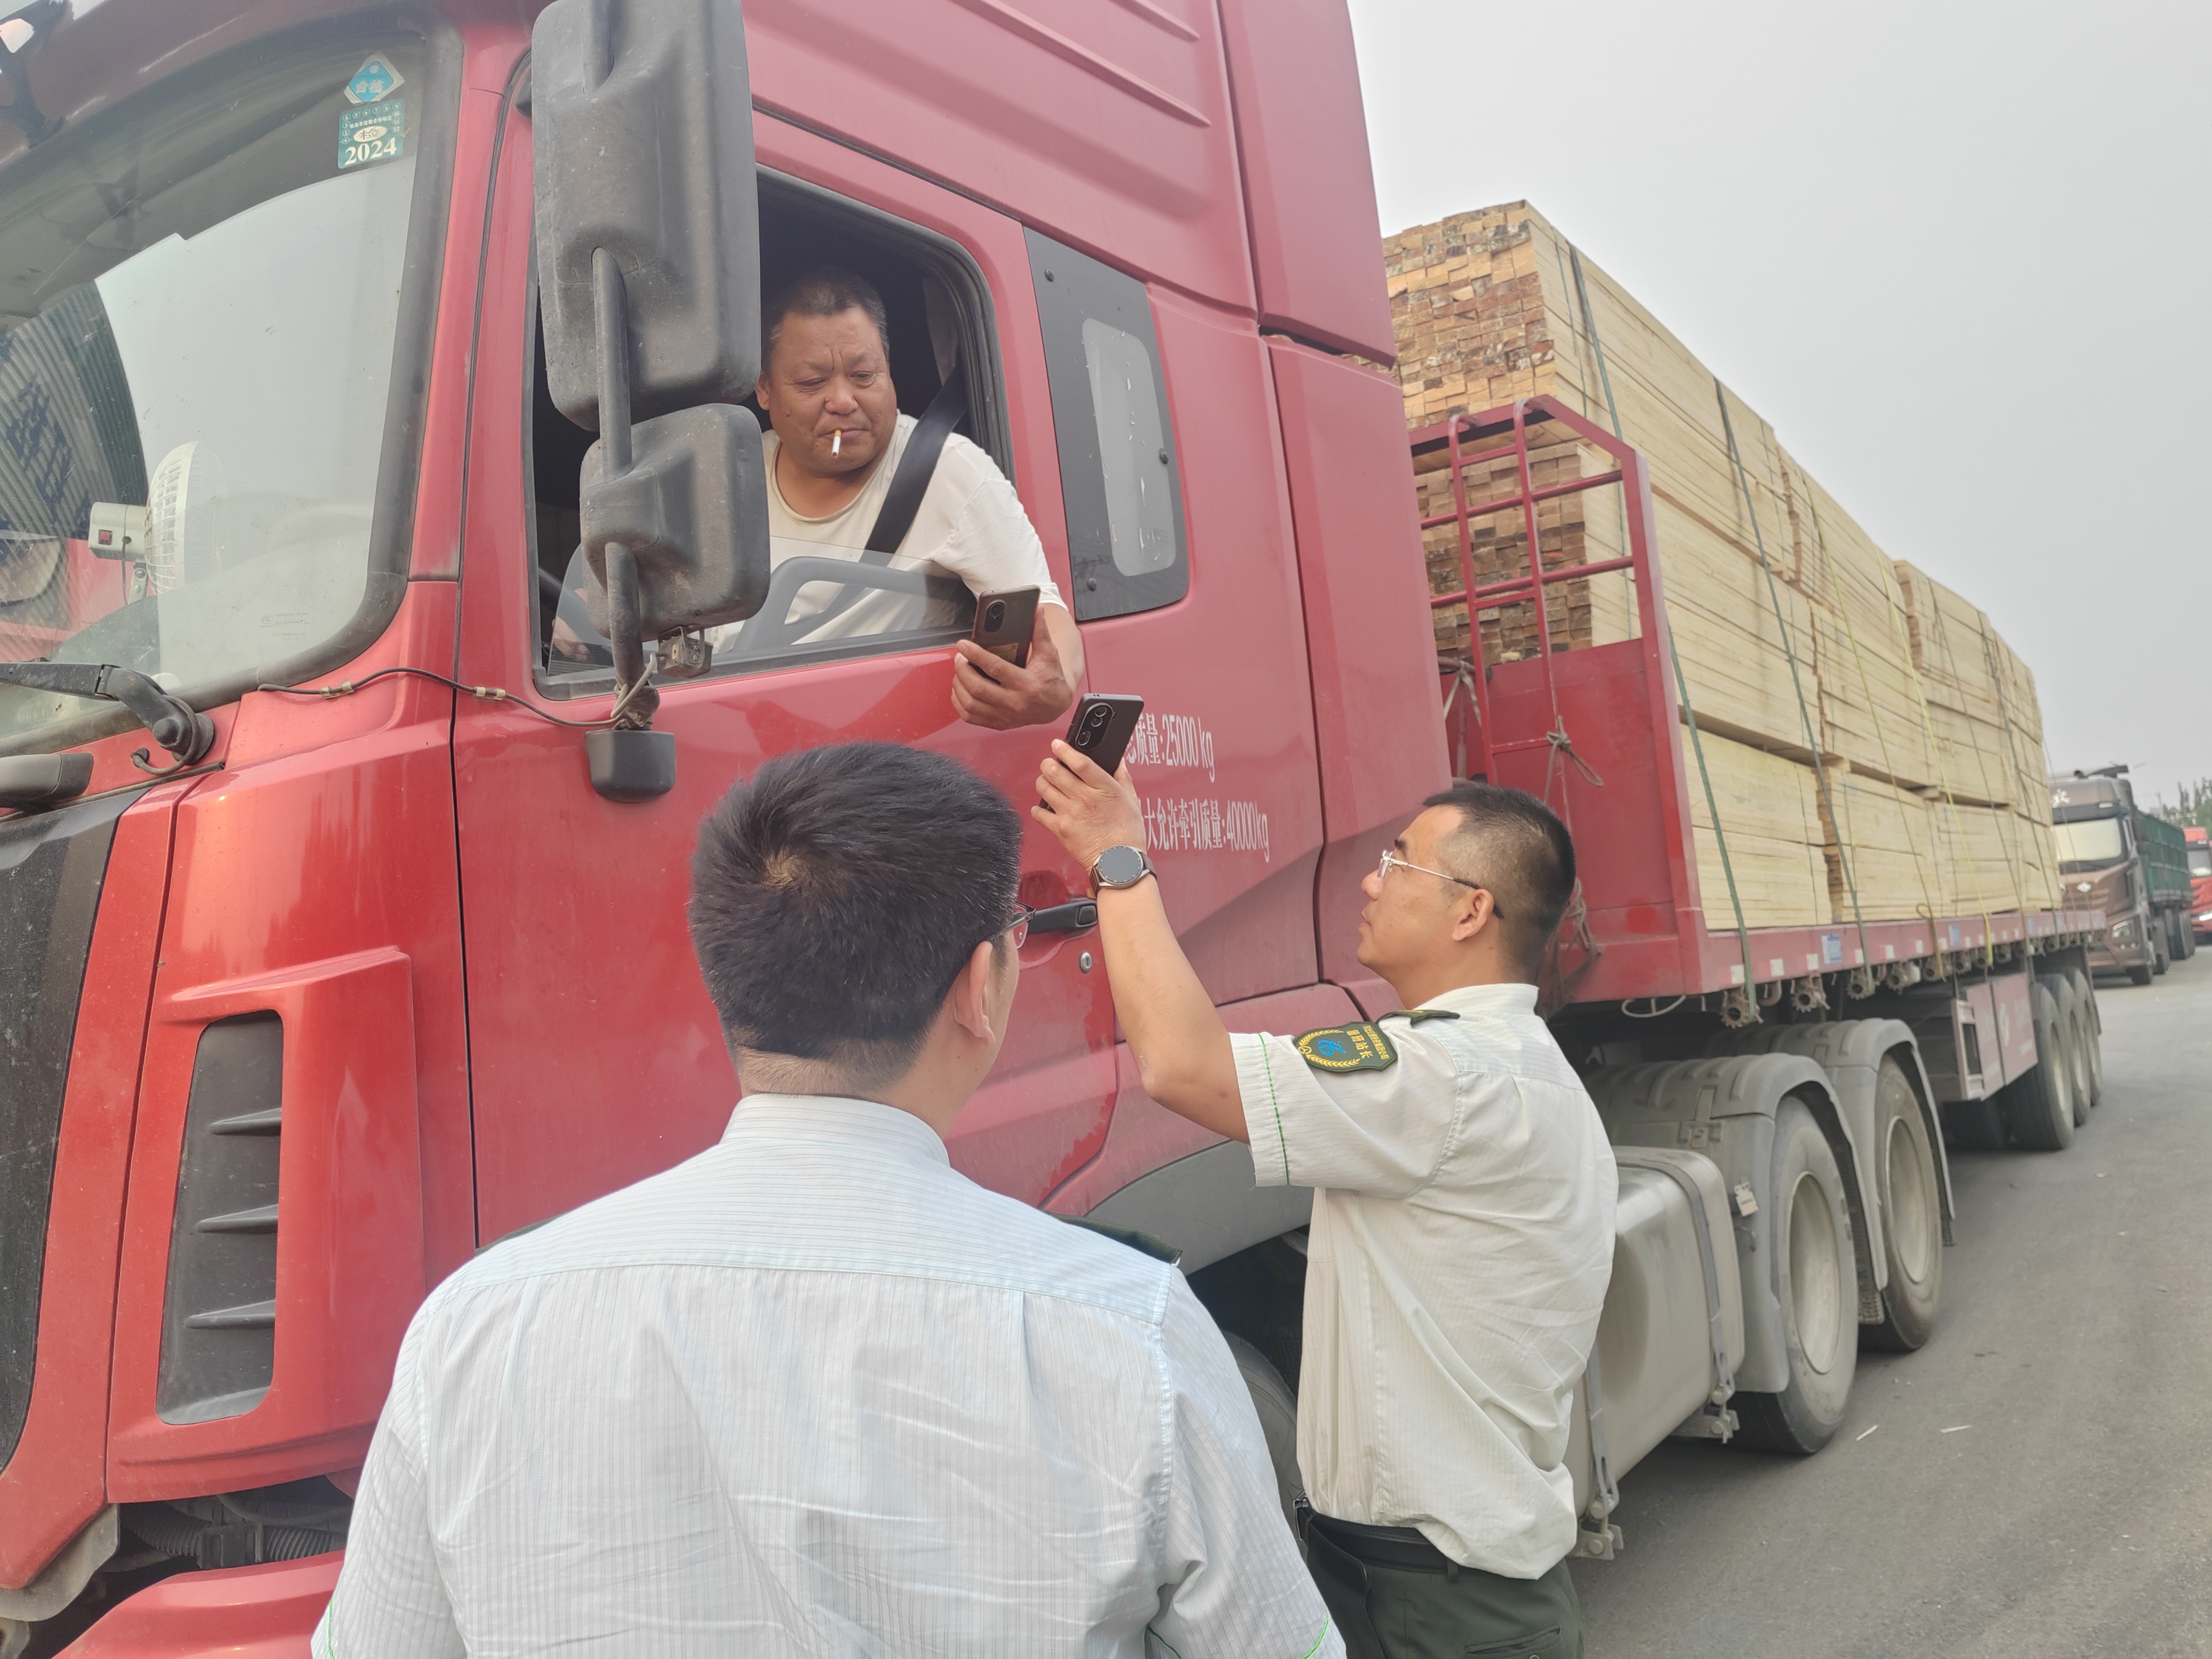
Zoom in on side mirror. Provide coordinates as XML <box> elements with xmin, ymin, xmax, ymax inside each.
<box><xmin>532</xmin><ymin>0</ymin><xmax>770</xmax><ymax>797</ymax></box>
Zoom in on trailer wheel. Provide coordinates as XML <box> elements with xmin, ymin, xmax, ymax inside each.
<box><xmin>1225</xmin><ymin>1333</ymin><xmax>1304</xmax><ymax>1539</ymax></box>
<box><xmin>2067</xmin><ymin>1004</ymin><xmax>2094</xmax><ymax>1126</ymax></box>
<box><xmin>1999</xmin><ymin>981</ymin><xmax>2076</xmax><ymax>1151</ymax></box>
<box><xmin>1864</xmin><ymin>1055</ymin><xmax>1942</xmax><ymax>1352</ymax></box>
<box><xmin>1735</xmin><ymin>1097</ymin><xmax>1859</xmax><ymax>1454</ymax></box>
<box><xmin>2061</xmin><ymin>966</ymin><xmax>2103</xmax><ymax>1108</ymax></box>
<box><xmin>2038</xmin><ymin>974</ymin><xmax>2090</xmax><ymax>1126</ymax></box>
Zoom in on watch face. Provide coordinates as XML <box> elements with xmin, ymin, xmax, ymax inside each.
<box><xmin>1096</xmin><ymin>845</ymin><xmax>1148</xmax><ymax>888</ymax></box>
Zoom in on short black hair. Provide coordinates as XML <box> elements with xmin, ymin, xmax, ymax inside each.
<box><xmin>1421</xmin><ymin>781</ymin><xmax>1576</xmax><ymax>981</ymax></box>
<box><xmin>762</xmin><ymin>265</ymin><xmax>889</xmax><ymax>369</ymax></box>
<box><xmin>690</xmin><ymin>743</ymin><xmax>1021</xmax><ymax>1080</ymax></box>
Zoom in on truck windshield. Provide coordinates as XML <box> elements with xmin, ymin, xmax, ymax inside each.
<box><xmin>0</xmin><ymin>32</ymin><xmax>432</xmax><ymax>748</ymax></box>
<box><xmin>2054</xmin><ymin>819</ymin><xmax>2125</xmax><ymax>866</ymax></box>
<box><xmin>2190</xmin><ymin>845</ymin><xmax>2211</xmax><ymax>878</ymax></box>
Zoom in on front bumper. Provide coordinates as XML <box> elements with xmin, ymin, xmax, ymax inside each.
<box><xmin>2086</xmin><ymin>936</ymin><xmax>2152</xmax><ymax>972</ymax></box>
<box><xmin>62</xmin><ymin>1552</ymin><xmax>339</xmax><ymax>1657</ymax></box>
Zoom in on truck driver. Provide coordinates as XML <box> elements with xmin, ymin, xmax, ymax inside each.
<box><xmin>1033</xmin><ymin>756</ymin><xmax>1618</xmax><ymax>1659</ymax></box>
<box><xmin>748</xmin><ymin>265</ymin><xmax>1083</xmax><ymax>730</ymax></box>
<box><xmin>551</xmin><ymin>268</ymin><xmax>1080</xmax><ymax>727</ymax></box>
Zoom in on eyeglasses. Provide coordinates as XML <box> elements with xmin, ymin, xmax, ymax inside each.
<box><xmin>1376</xmin><ymin>848</ymin><xmax>1502</xmax><ymax>916</ymax></box>
<box><xmin>1000</xmin><ymin>905</ymin><xmax>1035</xmax><ymax>951</ymax></box>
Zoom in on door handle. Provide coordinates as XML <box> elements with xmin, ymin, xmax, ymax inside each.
<box><xmin>1029</xmin><ymin>900</ymin><xmax>1098</xmax><ymax>935</ymax></box>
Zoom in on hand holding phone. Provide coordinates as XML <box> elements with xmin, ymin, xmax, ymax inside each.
<box><xmin>1035</xmin><ymin>693</ymin><xmax>1149</xmax><ymax>865</ymax></box>
<box><xmin>1062</xmin><ymin>693</ymin><xmax>1144</xmax><ymax>777</ymax></box>
<box><xmin>968</xmin><ymin>586</ymin><xmax>1038</xmax><ymax>669</ymax></box>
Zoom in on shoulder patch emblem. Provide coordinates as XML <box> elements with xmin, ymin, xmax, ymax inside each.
<box><xmin>1294</xmin><ymin>1023</ymin><xmax>1398</xmax><ymax>1073</ymax></box>
<box><xmin>1398</xmin><ymin>1008</ymin><xmax>1460</xmax><ymax>1024</ymax></box>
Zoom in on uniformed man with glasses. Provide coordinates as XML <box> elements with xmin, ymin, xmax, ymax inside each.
<box><xmin>1034</xmin><ymin>757</ymin><xmax>1619</xmax><ymax>1659</ymax></box>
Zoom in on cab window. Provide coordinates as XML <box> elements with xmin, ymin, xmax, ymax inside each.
<box><xmin>527</xmin><ymin>172</ymin><xmax>1010</xmax><ymax>690</ymax></box>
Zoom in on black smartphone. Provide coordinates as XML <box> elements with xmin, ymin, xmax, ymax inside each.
<box><xmin>969</xmin><ymin>585</ymin><xmax>1038</xmax><ymax>668</ymax></box>
<box><xmin>1063</xmin><ymin>693</ymin><xmax>1145</xmax><ymax>777</ymax></box>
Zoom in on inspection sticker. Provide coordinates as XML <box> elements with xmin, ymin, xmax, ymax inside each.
<box><xmin>340</xmin><ymin>99</ymin><xmax>405</xmax><ymax>171</ymax></box>
<box><xmin>345</xmin><ymin>56</ymin><xmax>404</xmax><ymax>104</ymax></box>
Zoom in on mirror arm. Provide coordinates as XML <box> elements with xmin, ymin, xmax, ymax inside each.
<box><xmin>593</xmin><ymin>247</ymin><xmax>634</xmax><ymax>472</ymax></box>
<box><xmin>592</xmin><ymin>247</ymin><xmax>659</xmax><ymax>729</ymax></box>
<box><xmin>604</xmin><ymin>544</ymin><xmax>659</xmax><ymax>728</ymax></box>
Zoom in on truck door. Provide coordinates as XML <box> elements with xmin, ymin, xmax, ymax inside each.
<box><xmin>1030</xmin><ymin>237</ymin><xmax>1326</xmax><ymax>1016</ymax></box>
<box><xmin>450</xmin><ymin>109</ymin><xmax>1127</xmax><ymax>1238</ymax></box>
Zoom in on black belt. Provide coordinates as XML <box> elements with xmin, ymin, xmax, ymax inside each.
<box><xmin>1301</xmin><ymin>1507</ymin><xmax>1458</xmax><ymax>1574</ymax></box>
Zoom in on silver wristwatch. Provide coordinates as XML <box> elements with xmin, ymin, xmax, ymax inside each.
<box><xmin>1089</xmin><ymin>844</ymin><xmax>1155</xmax><ymax>894</ymax></box>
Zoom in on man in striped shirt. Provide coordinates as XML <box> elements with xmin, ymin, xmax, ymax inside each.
<box><xmin>317</xmin><ymin>743</ymin><xmax>1336</xmax><ymax>1658</ymax></box>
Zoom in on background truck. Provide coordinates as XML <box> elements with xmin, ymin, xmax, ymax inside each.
<box><xmin>2049</xmin><ymin>769</ymin><xmax>2197</xmax><ymax>982</ymax></box>
<box><xmin>2187</xmin><ymin>826</ymin><xmax>2211</xmax><ymax>943</ymax></box>
<box><xmin>0</xmin><ymin>0</ymin><xmax>2101</xmax><ymax>1650</ymax></box>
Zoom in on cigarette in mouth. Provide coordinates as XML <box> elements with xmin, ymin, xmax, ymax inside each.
<box><xmin>832</xmin><ymin>429</ymin><xmax>842</xmax><ymax>456</ymax></box>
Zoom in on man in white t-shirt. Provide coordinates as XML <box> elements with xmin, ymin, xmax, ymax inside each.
<box><xmin>747</xmin><ymin>266</ymin><xmax>1083</xmax><ymax>730</ymax></box>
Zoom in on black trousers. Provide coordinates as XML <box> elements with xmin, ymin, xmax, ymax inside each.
<box><xmin>1301</xmin><ymin>1510</ymin><xmax>1583</xmax><ymax>1659</ymax></box>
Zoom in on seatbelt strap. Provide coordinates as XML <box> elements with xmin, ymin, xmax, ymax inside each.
<box><xmin>864</xmin><ymin>372</ymin><xmax>967</xmax><ymax>558</ymax></box>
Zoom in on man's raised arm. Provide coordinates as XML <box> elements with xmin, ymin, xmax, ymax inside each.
<box><xmin>1033</xmin><ymin>740</ymin><xmax>1246</xmax><ymax>1142</ymax></box>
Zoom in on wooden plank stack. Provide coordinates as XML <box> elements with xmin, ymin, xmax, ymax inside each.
<box><xmin>1386</xmin><ymin>203</ymin><xmax>2060</xmax><ymax>933</ymax></box>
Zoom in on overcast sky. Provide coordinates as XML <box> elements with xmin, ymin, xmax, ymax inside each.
<box><xmin>1346</xmin><ymin>0</ymin><xmax>2210</xmax><ymax>810</ymax></box>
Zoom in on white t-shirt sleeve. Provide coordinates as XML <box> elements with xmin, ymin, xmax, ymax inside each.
<box><xmin>1232</xmin><ymin>1025</ymin><xmax>1464</xmax><ymax>1198</ymax></box>
<box><xmin>1150</xmin><ymin>1277</ymin><xmax>1344</xmax><ymax>1659</ymax></box>
<box><xmin>313</xmin><ymin>1304</ymin><xmax>464</xmax><ymax>1658</ymax></box>
<box><xmin>916</xmin><ymin>435</ymin><xmax>1067</xmax><ymax>611</ymax></box>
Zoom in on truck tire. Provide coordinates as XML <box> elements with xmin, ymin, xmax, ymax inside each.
<box><xmin>2060</xmin><ymin>964</ymin><xmax>2102</xmax><ymax>1108</ymax></box>
<box><xmin>2152</xmin><ymin>926</ymin><xmax>2168</xmax><ymax>976</ymax></box>
<box><xmin>1999</xmin><ymin>982</ymin><xmax>2075</xmax><ymax>1151</ymax></box>
<box><xmin>1225</xmin><ymin>1332</ymin><xmax>1304</xmax><ymax>1539</ymax></box>
<box><xmin>1864</xmin><ymin>1054</ymin><xmax>1942</xmax><ymax>1352</ymax></box>
<box><xmin>2127</xmin><ymin>956</ymin><xmax>2154</xmax><ymax>987</ymax></box>
<box><xmin>2039</xmin><ymin>973</ymin><xmax>2093</xmax><ymax>1128</ymax></box>
<box><xmin>1735</xmin><ymin>1097</ymin><xmax>1859</xmax><ymax>1454</ymax></box>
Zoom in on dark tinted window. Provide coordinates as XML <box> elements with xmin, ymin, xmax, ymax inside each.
<box><xmin>1027</xmin><ymin>231</ymin><xmax>1186</xmax><ymax>622</ymax></box>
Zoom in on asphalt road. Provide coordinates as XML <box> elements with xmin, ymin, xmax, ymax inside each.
<box><xmin>1573</xmin><ymin>950</ymin><xmax>2212</xmax><ymax>1658</ymax></box>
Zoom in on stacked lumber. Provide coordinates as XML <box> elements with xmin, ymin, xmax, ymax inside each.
<box><xmin>1685</xmin><ymin>732</ymin><xmax>1829</xmax><ymax>930</ymax></box>
<box><xmin>1385</xmin><ymin>203</ymin><xmax>2062</xmax><ymax>933</ymax></box>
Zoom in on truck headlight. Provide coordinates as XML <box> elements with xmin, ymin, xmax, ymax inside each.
<box><xmin>2198</xmin><ymin>911</ymin><xmax>2212</xmax><ymax>924</ymax></box>
<box><xmin>2112</xmin><ymin>918</ymin><xmax>2134</xmax><ymax>940</ymax></box>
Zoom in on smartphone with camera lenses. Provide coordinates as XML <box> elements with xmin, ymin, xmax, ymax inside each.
<box><xmin>1063</xmin><ymin>693</ymin><xmax>1145</xmax><ymax>776</ymax></box>
<box><xmin>969</xmin><ymin>585</ymin><xmax>1038</xmax><ymax>667</ymax></box>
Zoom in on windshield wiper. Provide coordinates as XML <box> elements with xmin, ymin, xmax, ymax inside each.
<box><xmin>0</xmin><ymin>662</ymin><xmax>215</xmax><ymax>767</ymax></box>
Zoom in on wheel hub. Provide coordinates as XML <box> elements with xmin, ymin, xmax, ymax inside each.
<box><xmin>1885</xmin><ymin>1116</ymin><xmax>1934</xmax><ymax>1284</ymax></box>
<box><xmin>1790</xmin><ymin>1170</ymin><xmax>1844</xmax><ymax>1375</ymax></box>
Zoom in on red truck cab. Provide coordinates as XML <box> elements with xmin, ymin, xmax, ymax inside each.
<box><xmin>0</xmin><ymin>0</ymin><xmax>1446</xmax><ymax>1647</ymax></box>
<box><xmin>2188</xmin><ymin>826</ymin><xmax>2212</xmax><ymax>942</ymax></box>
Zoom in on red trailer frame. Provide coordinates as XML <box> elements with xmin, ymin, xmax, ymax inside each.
<box><xmin>1414</xmin><ymin>395</ymin><xmax>2102</xmax><ymax>1008</ymax></box>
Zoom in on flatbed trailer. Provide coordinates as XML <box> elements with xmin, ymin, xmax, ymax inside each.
<box><xmin>1401</xmin><ymin>395</ymin><xmax>2107</xmax><ymax>1547</ymax></box>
